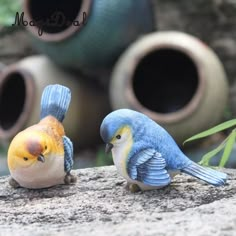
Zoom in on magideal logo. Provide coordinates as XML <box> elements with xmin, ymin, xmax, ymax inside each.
<box><xmin>12</xmin><ymin>11</ymin><xmax>87</xmax><ymax>36</ymax></box>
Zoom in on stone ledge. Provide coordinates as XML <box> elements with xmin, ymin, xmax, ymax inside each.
<box><xmin>0</xmin><ymin>166</ymin><xmax>235</xmax><ymax>236</ymax></box>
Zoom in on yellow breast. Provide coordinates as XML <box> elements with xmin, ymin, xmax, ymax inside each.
<box><xmin>10</xmin><ymin>153</ymin><xmax>65</xmax><ymax>189</ymax></box>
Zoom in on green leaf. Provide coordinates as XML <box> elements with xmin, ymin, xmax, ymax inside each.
<box><xmin>219</xmin><ymin>131</ymin><xmax>236</xmax><ymax>167</ymax></box>
<box><xmin>0</xmin><ymin>0</ymin><xmax>21</xmax><ymax>26</ymax></box>
<box><xmin>184</xmin><ymin>119</ymin><xmax>236</xmax><ymax>144</ymax></box>
<box><xmin>199</xmin><ymin>139</ymin><xmax>227</xmax><ymax>166</ymax></box>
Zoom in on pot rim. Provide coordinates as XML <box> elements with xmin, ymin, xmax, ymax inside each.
<box><xmin>125</xmin><ymin>37</ymin><xmax>206</xmax><ymax>124</ymax></box>
<box><xmin>0</xmin><ymin>66</ymin><xmax>35</xmax><ymax>139</ymax></box>
<box><xmin>23</xmin><ymin>0</ymin><xmax>92</xmax><ymax>42</ymax></box>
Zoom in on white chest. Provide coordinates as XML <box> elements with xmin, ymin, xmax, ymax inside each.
<box><xmin>10</xmin><ymin>154</ymin><xmax>65</xmax><ymax>189</ymax></box>
<box><xmin>112</xmin><ymin>141</ymin><xmax>134</xmax><ymax>183</ymax></box>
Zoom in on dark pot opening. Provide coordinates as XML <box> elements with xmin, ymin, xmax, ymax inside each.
<box><xmin>28</xmin><ymin>0</ymin><xmax>82</xmax><ymax>34</ymax></box>
<box><xmin>133</xmin><ymin>49</ymin><xmax>199</xmax><ymax>114</ymax></box>
<box><xmin>24</xmin><ymin>0</ymin><xmax>91</xmax><ymax>41</ymax></box>
<box><xmin>0</xmin><ymin>73</ymin><xmax>26</xmax><ymax>130</ymax></box>
<box><xmin>0</xmin><ymin>70</ymin><xmax>35</xmax><ymax>139</ymax></box>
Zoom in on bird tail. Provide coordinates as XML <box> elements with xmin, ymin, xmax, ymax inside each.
<box><xmin>40</xmin><ymin>84</ymin><xmax>71</xmax><ymax>122</ymax></box>
<box><xmin>182</xmin><ymin>161</ymin><xmax>227</xmax><ymax>186</ymax></box>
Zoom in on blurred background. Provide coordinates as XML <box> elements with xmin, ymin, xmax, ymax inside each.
<box><xmin>0</xmin><ymin>0</ymin><xmax>236</xmax><ymax>176</ymax></box>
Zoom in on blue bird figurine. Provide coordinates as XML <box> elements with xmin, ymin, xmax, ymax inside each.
<box><xmin>100</xmin><ymin>109</ymin><xmax>227</xmax><ymax>192</ymax></box>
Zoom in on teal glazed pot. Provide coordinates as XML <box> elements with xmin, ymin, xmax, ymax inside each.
<box><xmin>110</xmin><ymin>31</ymin><xmax>229</xmax><ymax>144</ymax></box>
<box><xmin>22</xmin><ymin>0</ymin><xmax>154</xmax><ymax>74</ymax></box>
<box><xmin>0</xmin><ymin>56</ymin><xmax>109</xmax><ymax>147</ymax></box>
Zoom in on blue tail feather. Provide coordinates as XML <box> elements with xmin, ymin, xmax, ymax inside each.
<box><xmin>40</xmin><ymin>84</ymin><xmax>71</xmax><ymax>122</ymax></box>
<box><xmin>182</xmin><ymin>162</ymin><xmax>227</xmax><ymax>186</ymax></box>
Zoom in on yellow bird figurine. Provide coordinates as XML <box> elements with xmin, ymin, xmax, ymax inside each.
<box><xmin>7</xmin><ymin>84</ymin><xmax>76</xmax><ymax>189</ymax></box>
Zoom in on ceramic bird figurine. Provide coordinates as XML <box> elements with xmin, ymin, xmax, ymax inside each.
<box><xmin>8</xmin><ymin>84</ymin><xmax>76</xmax><ymax>189</ymax></box>
<box><xmin>100</xmin><ymin>109</ymin><xmax>227</xmax><ymax>192</ymax></box>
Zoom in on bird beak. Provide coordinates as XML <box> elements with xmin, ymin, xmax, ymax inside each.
<box><xmin>105</xmin><ymin>143</ymin><xmax>113</xmax><ymax>154</ymax></box>
<box><xmin>37</xmin><ymin>154</ymin><xmax>45</xmax><ymax>163</ymax></box>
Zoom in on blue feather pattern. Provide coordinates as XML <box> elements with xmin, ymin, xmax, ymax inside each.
<box><xmin>40</xmin><ymin>84</ymin><xmax>71</xmax><ymax>122</ymax></box>
<box><xmin>182</xmin><ymin>162</ymin><xmax>227</xmax><ymax>186</ymax></box>
<box><xmin>128</xmin><ymin>149</ymin><xmax>171</xmax><ymax>187</ymax></box>
<box><xmin>63</xmin><ymin>136</ymin><xmax>74</xmax><ymax>173</ymax></box>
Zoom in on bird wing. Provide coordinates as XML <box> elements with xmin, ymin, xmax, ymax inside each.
<box><xmin>127</xmin><ymin>149</ymin><xmax>171</xmax><ymax>186</ymax></box>
<box><xmin>63</xmin><ymin>136</ymin><xmax>74</xmax><ymax>173</ymax></box>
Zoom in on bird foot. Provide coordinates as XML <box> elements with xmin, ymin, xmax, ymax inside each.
<box><xmin>9</xmin><ymin>178</ymin><xmax>21</xmax><ymax>188</ymax></box>
<box><xmin>125</xmin><ymin>182</ymin><xmax>141</xmax><ymax>193</ymax></box>
<box><xmin>64</xmin><ymin>173</ymin><xmax>77</xmax><ymax>185</ymax></box>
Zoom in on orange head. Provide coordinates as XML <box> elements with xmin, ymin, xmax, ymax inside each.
<box><xmin>7</xmin><ymin>129</ymin><xmax>51</xmax><ymax>171</ymax></box>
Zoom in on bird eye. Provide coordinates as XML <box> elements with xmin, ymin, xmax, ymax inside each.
<box><xmin>23</xmin><ymin>157</ymin><xmax>28</xmax><ymax>161</ymax></box>
<box><xmin>45</xmin><ymin>145</ymin><xmax>47</xmax><ymax>150</ymax></box>
<box><xmin>116</xmin><ymin>135</ymin><xmax>121</xmax><ymax>140</ymax></box>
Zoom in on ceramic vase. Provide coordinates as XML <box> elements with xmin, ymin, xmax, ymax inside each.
<box><xmin>110</xmin><ymin>31</ymin><xmax>229</xmax><ymax>144</ymax></box>
<box><xmin>0</xmin><ymin>55</ymin><xmax>109</xmax><ymax>147</ymax></box>
<box><xmin>22</xmin><ymin>0</ymin><xmax>154</xmax><ymax>74</ymax></box>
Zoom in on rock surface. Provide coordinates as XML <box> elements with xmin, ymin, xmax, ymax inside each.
<box><xmin>0</xmin><ymin>166</ymin><xmax>235</xmax><ymax>236</ymax></box>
